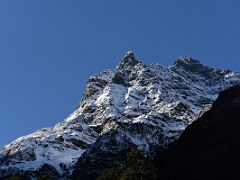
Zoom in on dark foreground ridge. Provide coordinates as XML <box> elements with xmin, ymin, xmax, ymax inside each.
<box><xmin>155</xmin><ymin>85</ymin><xmax>240</xmax><ymax>180</ymax></box>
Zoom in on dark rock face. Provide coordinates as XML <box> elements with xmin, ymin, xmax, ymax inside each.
<box><xmin>1</xmin><ymin>146</ymin><xmax>36</xmax><ymax>164</ymax></box>
<box><xmin>156</xmin><ymin>85</ymin><xmax>240</xmax><ymax>180</ymax></box>
<box><xmin>72</xmin><ymin>130</ymin><xmax>138</xmax><ymax>180</ymax></box>
<box><xmin>173</xmin><ymin>56</ymin><xmax>212</xmax><ymax>73</ymax></box>
<box><xmin>0</xmin><ymin>164</ymin><xmax>60</xmax><ymax>180</ymax></box>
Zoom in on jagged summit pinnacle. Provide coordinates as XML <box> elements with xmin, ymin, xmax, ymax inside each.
<box><xmin>117</xmin><ymin>51</ymin><xmax>141</xmax><ymax>69</ymax></box>
<box><xmin>177</xmin><ymin>55</ymin><xmax>201</xmax><ymax>64</ymax></box>
<box><xmin>172</xmin><ymin>55</ymin><xmax>213</xmax><ymax>74</ymax></box>
<box><xmin>124</xmin><ymin>50</ymin><xmax>135</xmax><ymax>58</ymax></box>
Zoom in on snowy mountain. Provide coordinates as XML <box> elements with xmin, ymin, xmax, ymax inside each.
<box><xmin>0</xmin><ymin>51</ymin><xmax>240</xmax><ymax>179</ymax></box>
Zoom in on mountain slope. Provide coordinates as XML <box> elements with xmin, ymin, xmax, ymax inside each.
<box><xmin>156</xmin><ymin>85</ymin><xmax>240</xmax><ymax>180</ymax></box>
<box><xmin>1</xmin><ymin>52</ymin><xmax>240</xmax><ymax>179</ymax></box>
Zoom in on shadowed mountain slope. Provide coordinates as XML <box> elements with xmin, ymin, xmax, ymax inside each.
<box><xmin>156</xmin><ymin>85</ymin><xmax>240</xmax><ymax>180</ymax></box>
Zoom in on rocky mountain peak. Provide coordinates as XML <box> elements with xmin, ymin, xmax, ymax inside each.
<box><xmin>177</xmin><ymin>55</ymin><xmax>200</xmax><ymax>64</ymax></box>
<box><xmin>172</xmin><ymin>56</ymin><xmax>214</xmax><ymax>74</ymax></box>
<box><xmin>117</xmin><ymin>51</ymin><xmax>141</xmax><ymax>69</ymax></box>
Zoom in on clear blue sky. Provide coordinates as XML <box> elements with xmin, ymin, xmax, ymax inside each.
<box><xmin>0</xmin><ymin>0</ymin><xmax>240</xmax><ymax>146</ymax></box>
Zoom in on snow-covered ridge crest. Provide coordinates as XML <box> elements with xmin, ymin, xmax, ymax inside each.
<box><xmin>1</xmin><ymin>51</ymin><xmax>240</xmax><ymax>178</ymax></box>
